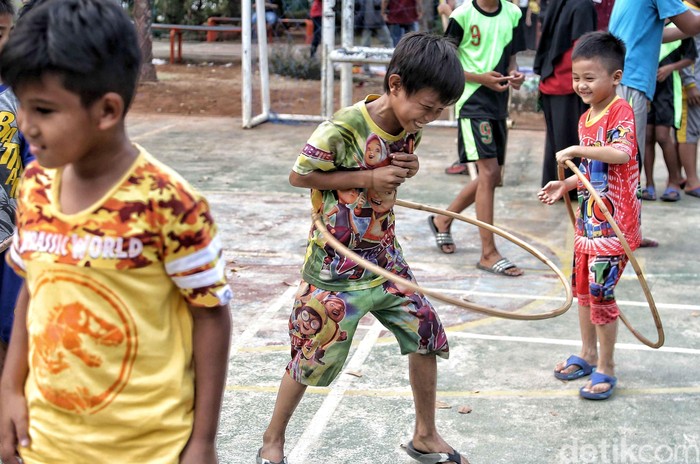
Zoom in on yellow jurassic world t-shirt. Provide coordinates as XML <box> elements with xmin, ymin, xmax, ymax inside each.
<box><xmin>8</xmin><ymin>146</ymin><xmax>232</xmax><ymax>464</ymax></box>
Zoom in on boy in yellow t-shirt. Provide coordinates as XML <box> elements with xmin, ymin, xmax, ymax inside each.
<box><xmin>0</xmin><ymin>1</ymin><xmax>232</xmax><ymax>463</ymax></box>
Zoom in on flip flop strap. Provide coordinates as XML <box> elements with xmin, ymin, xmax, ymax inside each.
<box><xmin>435</xmin><ymin>232</ymin><xmax>454</xmax><ymax>246</ymax></box>
<box><xmin>492</xmin><ymin>258</ymin><xmax>515</xmax><ymax>273</ymax></box>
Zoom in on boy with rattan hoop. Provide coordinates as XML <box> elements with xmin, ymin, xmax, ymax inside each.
<box><xmin>258</xmin><ymin>33</ymin><xmax>471</xmax><ymax>464</ymax></box>
<box><xmin>538</xmin><ymin>31</ymin><xmax>641</xmax><ymax>401</ymax></box>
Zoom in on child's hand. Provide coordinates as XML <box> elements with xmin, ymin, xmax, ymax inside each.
<box><xmin>508</xmin><ymin>70</ymin><xmax>525</xmax><ymax>90</ymax></box>
<box><xmin>657</xmin><ymin>65</ymin><xmax>673</xmax><ymax>82</ymax></box>
<box><xmin>538</xmin><ymin>181</ymin><xmax>566</xmax><ymax>205</ymax></box>
<box><xmin>479</xmin><ymin>71</ymin><xmax>512</xmax><ymax>92</ymax></box>
<box><xmin>688</xmin><ymin>86</ymin><xmax>700</xmax><ymax>106</ymax></box>
<box><xmin>180</xmin><ymin>437</ymin><xmax>217</xmax><ymax>464</ymax></box>
<box><xmin>371</xmin><ymin>165</ymin><xmax>410</xmax><ymax>191</ymax></box>
<box><xmin>390</xmin><ymin>152</ymin><xmax>419</xmax><ymax>178</ymax></box>
<box><xmin>555</xmin><ymin>146</ymin><xmax>577</xmax><ymax>166</ymax></box>
<box><xmin>0</xmin><ymin>391</ymin><xmax>30</xmax><ymax>464</ymax></box>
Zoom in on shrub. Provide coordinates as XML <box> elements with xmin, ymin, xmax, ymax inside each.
<box><xmin>269</xmin><ymin>44</ymin><xmax>322</xmax><ymax>80</ymax></box>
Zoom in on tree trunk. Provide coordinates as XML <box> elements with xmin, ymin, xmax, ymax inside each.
<box><xmin>133</xmin><ymin>0</ymin><xmax>158</xmax><ymax>82</ymax></box>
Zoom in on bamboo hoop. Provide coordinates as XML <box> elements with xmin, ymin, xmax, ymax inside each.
<box><xmin>560</xmin><ymin>160</ymin><xmax>664</xmax><ymax>348</ymax></box>
<box><xmin>312</xmin><ymin>199</ymin><xmax>573</xmax><ymax>320</ymax></box>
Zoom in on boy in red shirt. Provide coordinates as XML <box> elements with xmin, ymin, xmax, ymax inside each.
<box><xmin>538</xmin><ymin>31</ymin><xmax>641</xmax><ymax>400</ymax></box>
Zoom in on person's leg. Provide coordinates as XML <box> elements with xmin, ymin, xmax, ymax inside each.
<box><xmin>545</xmin><ymin>93</ymin><xmax>586</xmax><ymax>192</ymax></box>
<box><xmin>261</xmin><ymin>282</ymin><xmax>365</xmax><ymax>461</ymax></box>
<box><xmin>260</xmin><ymin>372</ymin><xmax>308</xmax><ymax>462</ymax></box>
<box><xmin>643</xmin><ymin>123</ymin><xmax>656</xmax><ymax>189</ymax></box>
<box><xmin>409</xmin><ymin>354</ymin><xmax>469</xmax><ymax>464</ymax></box>
<box><xmin>387</xmin><ymin>23</ymin><xmax>401</xmax><ymax>46</ymax></box>
<box><xmin>581</xmin><ymin>319</ymin><xmax>618</xmax><ymax>395</ymax></box>
<box><xmin>554</xmin><ymin>304</ymin><xmax>598</xmax><ymax>375</ymax></box>
<box><xmin>679</xmin><ymin>99</ymin><xmax>700</xmax><ymax>192</ymax></box>
<box><xmin>377</xmin><ymin>24</ymin><xmax>393</xmax><ymax>48</ymax></box>
<box><xmin>617</xmin><ymin>85</ymin><xmax>657</xmax><ymax>246</ymax></box>
<box><xmin>432</xmin><ymin>118</ymin><xmax>479</xmax><ymax>252</ymax></box>
<box><xmin>540</xmin><ymin>93</ymin><xmax>558</xmax><ymax>187</ymax></box>
<box><xmin>580</xmin><ymin>255</ymin><xmax>626</xmax><ymax>396</ymax></box>
<box><xmin>656</xmin><ymin>125</ymin><xmax>684</xmax><ymax>191</ymax></box>
<box><xmin>679</xmin><ymin>142</ymin><xmax>700</xmax><ymax>191</ymax></box>
<box><xmin>310</xmin><ymin>16</ymin><xmax>322</xmax><ymax>57</ymax></box>
<box><xmin>554</xmin><ymin>252</ymin><xmax>598</xmax><ymax>376</ymax></box>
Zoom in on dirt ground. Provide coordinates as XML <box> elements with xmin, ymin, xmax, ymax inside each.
<box><xmin>130</xmin><ymin>62</ymin><xmax>545</xmax><ymax>130</ymax></box>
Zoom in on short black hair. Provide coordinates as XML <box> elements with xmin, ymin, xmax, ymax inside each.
<box><xmin>572</xmin><ymin>31</ymin><xmax>626</xmax><ymax>74</ymax></box>
<box><xmin>0</xmin><ymin>0</ymin><xmax>141</xmax><ymax>112</ymax></box>
<box><xmin>0</xmin><ymin>0</ymin><xmax>14</xmax><ymax>16</ymax></box>
<box><xmin>384</xmin><ymin>32</ymin><xmax>464</xmax><ymax>106</ymax></box>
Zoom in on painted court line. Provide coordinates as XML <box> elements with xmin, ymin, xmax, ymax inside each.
<box><xmin>425</xmin><ymin>287</ymin><xmax>700</xmax><ymax>312</ymax></box>
<box><xmin>446</xmin><ymin>332</ymin><xmax>700</xmax><ymax>355</ymax></box>
<box><xmin>226</xmin><ymin>384</ymin><xmax>700</xmax><ymax>399</ymax></box>
<box><xmin>288</xmin><ymin>318</ymin><xmax>384</xmax><ymax>463</ymax></box>
<box><xmin>230</xmin><ymin>286</ymin><xmax>297</xmax><ymax>354</ymax></box>
<box><xmin>130</xmin><ymin>123</ymin><xmax>177</xmax><ymax>141</ymax></box>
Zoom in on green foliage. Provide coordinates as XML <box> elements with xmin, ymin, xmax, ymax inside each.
<box><xmin>269</xmin><ymin>44</ymin><xmax>321</xmax><ymax>80</ymax></box>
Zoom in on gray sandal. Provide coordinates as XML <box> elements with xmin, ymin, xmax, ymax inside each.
<box><xmin>428</xmin><ymin>215</ymin><xmax>455</xmax><ymax>254</ymax></box>
<box><xmin>256</xmin><ymin>448</ymin><xmax>288</xmax><ymax>464</ymax></box>
<box><xmin>405</xmin><ymin>440</ymin><xmax>467</xmax><ymax>463</ymax></box>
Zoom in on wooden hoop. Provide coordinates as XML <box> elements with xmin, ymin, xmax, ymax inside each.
<box><xmin>559</xmin><ymin>160</ymin><xmax>664</xmax><ymax>348</ymax></box>
<box><xmin>312</xmin><ymin>199</ymin><xmax>573</xmax><ymax>320</ymax></box>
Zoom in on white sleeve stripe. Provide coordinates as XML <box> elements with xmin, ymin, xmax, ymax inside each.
<box><xmin>165</xmin><ymin>235</ymin><xmax>223</xmax><ymax>275</ymax></box>
<box><xmin>10</xmin><ymin>242</ymin><xmax>25</xmax><ymax>271</ymax></box>
<box><xmin>171</xmin><ymin>259</ymin><xmax>226</xmax><ymax>290</ymax></box>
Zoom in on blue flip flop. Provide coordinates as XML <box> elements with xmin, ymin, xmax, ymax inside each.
<box><xmin>554</xmin><ymin>355</ymin><xmax>596</xmax><ymax>380</ymax></box>
<box><xmin>580</xmin><ymin>372</ymin><xmax>617</xmax><ymax>400</ymax></box>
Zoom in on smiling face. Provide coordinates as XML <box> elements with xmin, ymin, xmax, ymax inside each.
<box><xmin>298</xmin><ymin>307</ymin><xmax>323</xmax><ymax>336</ymax></box>
<box><xmin>364</xmin><ymin>136</ymin><xmax>388</xmax><ymax>167</ymax></box>
<box><xmin>390</xmin><ymin>77</ymin><xmax>448</xmax><ymax>134</ymax></box>
<box><xmin>367</xmin><ymin>188</ymin><xmax>396</xmax><ymax>215</ymax></box>
<box><xmin>571</xmin><ymin>58</ymin><xmax>621</xmax><ymax>112</ymax></box>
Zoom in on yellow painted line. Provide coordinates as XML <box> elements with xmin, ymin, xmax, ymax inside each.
<box><xmin>225</xmin><ymin>384</ymin><xmax>700</xmax><ymax>398</ymax></box>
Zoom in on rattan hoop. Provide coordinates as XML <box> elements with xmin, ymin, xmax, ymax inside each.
<box><xmin>560</xmin><ymin>160</ymin><xmax>664</xmax><ymax>348</ymax></box>
<box><xmin>312</xmin><ymin>199</ymin><xmax>573</xmax><ymax>320</ymax></box>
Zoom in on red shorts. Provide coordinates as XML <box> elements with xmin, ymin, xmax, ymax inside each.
<box><xmin>572</xmin><ymin>251</ymin><xmax>628</xmax><ymax>325</ymax></box>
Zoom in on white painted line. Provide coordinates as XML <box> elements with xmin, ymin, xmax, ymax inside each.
<box><xmin>130</xmin><ymin>123</ymin><xmax>177</xmax><ymax>141</ymax></box>
<box><xmin>289</xmin><ymin>318</ymin><xmax>383</xmax><ymax>463</ymax></box>
<box><xmin>447</xmin><ymin>332</ymin><xmax>700</xmax><ymax>355</ymax></box>
<box><xmin>423</xmin><ymin>287</ymin><xmax>700</xmax><ymax>312</ymax></box>
<box><xmin>229</xmin><ymin>286</ymin><xmax>297</xmax><ymax>354</ymax></box>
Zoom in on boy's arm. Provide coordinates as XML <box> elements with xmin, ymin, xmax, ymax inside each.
<box><xmin>657</xmin><ymin>58</ymin><xmax>694</xmax><ymax>82</ymax></box>
<box><xmin>556</xmin><ymin>145</ymin><xmax>630</xmax><ymax>165</ymax></box>
<box><xmin>0</xmin><ymin>284</ymin><xmax>31</xmax><ymax>464</ymax></box>
<box><xmin>665</xmin><ymin>10</ymin><xmax>700</xmax><ymax>41</ymax></box>
<box><xmin>289</xmin><ymin>164</ymin><xmax>411</xmax><ymax>192</ymax></box>
<box><xmin>179</xmin><ymin>304</ymin><xmax>231</xmax><ymax>464</ymax></box>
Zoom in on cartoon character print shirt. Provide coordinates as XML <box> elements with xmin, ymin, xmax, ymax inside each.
<box><xmin>293</xmin><ymin>94</ymin><xmax>421</xmax><ymax>291</ymax></box>
<box><xmin>7</xmin><ymin>146</ymin><xmax>232</xmax><ymax>464</ymax></box>
<box><xmin>575</xmin><ymin>97</ymin><xmax>641</xmax><ymax>255</ymax></box>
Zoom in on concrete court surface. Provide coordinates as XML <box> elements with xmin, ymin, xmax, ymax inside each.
<box><xmin>126</xmin><ymin>113</ymin><xmax>700</xmax><ymax>464</ymax></box>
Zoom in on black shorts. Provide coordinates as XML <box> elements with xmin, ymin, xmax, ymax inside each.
<box><xmin>457</xmin><ymin>118</ymin><xmax>507</xmax><ymax>165</ymax></box>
